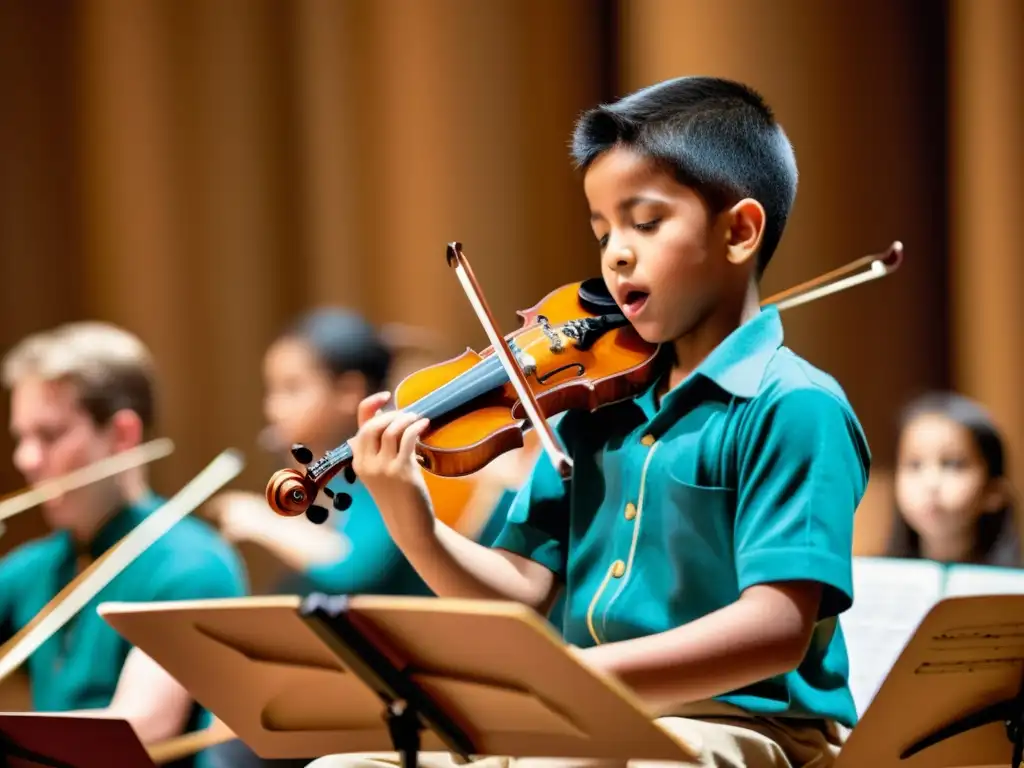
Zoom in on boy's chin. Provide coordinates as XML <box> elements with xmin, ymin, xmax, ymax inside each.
<box><xmin>629</xmin><ymin>321</ymin><xmax>672</xmax><ymax>345</ymax></box>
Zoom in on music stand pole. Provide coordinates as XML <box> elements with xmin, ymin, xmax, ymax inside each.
<box><xmin>300</xmin><ymin>593</ymin><xmax>476</xmax><ymax>768</ymax></box>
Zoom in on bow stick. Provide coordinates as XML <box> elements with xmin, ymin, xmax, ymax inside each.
<box><xmin>762</xmin><ymin>241</ymin><xmax>903</xmax><ymax>310</ymax></box>
<box><xmin>147</xmin><ymin>717</ymin><xmax>235</xmax><ymax>763</ymax></box>
<box><xmin>0</xmin><ymin>449</ymin><xmax>244</xmax><ymax>681</ymax></box>
<box><xmin>448</xmin><ymin>240</ymin><xmax>904</xmax><ymax>478</ymax></box>
<box><xmin>446</xmin><ymin>244</ymin><xmax>574</xmax><ymax>478</ymax></box>
<box><xmin>0</xmin><ymin>440</ymin><xmax>177</xmax><ymax>648</ymax></box>
<box><xmin>0</xmin><ymin>437</ymin><xmax>175</xmax><ymax>531</ymax></box>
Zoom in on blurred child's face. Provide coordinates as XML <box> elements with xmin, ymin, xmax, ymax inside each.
<box><xmin>9</xmin><ymin>376</ymin><xmax>122</xmax><ymax>531</ymax></box>
<box><xmin>262</xmin><ymin>338</ymin><xmax>362</xmax><ymax>454</ymax></box>
<box><xmin>895</xmin><ymin>412</ymin><xmax>999</xmax><ymax>543</ymax></box>
<box><xmin>584</xmin><ymin>145</ymin><xmax>725</xmax><ymax>344</ymax></box>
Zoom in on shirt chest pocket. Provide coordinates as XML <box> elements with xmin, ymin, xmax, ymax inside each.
<box><xmin>649</xmin><ymin>441</ymin><xmax>736</xmax><ymax>559</ymax></box>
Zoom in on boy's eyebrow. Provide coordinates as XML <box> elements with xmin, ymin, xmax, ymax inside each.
<box><xmin>589</xmin><ymin>195</ymin><xmax>662</xmax><ymax>222</ymax></box>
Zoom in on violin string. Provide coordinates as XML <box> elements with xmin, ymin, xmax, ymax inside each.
<box><xmin>312</xmin><ymin>338</ymin><xmax>534</xmax><ymax>479</ymax></box>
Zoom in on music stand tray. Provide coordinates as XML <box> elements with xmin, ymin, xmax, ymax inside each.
<box><xmin>0</xmin><ymin>712</ymin><xmax>155</xmax><ymax>768</ymax></box>
<box><xmin>837</xmin><ymin>594</ymin><xmax>1024</xmax><ymax>768</ymax></box>
<box><xmin>98</xmin><ymin>594</ymin><xmax>698</xmax><ymax>766</ymax></box>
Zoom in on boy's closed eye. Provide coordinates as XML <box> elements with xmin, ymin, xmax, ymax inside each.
<box><xmin>634</xmin><ymin>218</ymin><xmax>661</xmax><ymax>233</ymax></box>
<box><xmin>594</xmin><ymin>219</ymin><xmax>663</xmax><ymax>250</ymax></box>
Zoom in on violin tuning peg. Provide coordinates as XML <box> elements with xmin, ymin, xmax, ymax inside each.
<box><xmin>290</xmin><ymin>444</ymin><xmax>314</xmax><ymax>466</ymax></box>
<box><xmin>306</xmin><ymin>504</ymin><xmax>330</xmax><ymax>525</ymax></box>
<box><xmin>343</xmin><ymin>465</ymin><xmax>357</xmax><ymax>484</ymax></box>
<box><xmin>332</xmin><ymin>492</ymin><xmax>352</xmax><ymax>512</ymax></box>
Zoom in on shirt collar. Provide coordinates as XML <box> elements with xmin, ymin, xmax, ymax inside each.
<box><xmin>692</xmin><ymin>305</ymin><xmax>784</xmax><ymax>398</ymax></box>
<box><xmin>637</xmin><ymin>305</ymin><xmax>784</xmax><ymax>417</ymax></box>
<box><xmin>83</xmin><ymin>490</ymin><xmax>163</xmax><ymax>560</ymax></box>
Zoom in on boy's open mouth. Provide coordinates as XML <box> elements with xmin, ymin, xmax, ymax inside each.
<box><xmin>622</xmin><ymin>290</ymin><xmax>649</xmax><ymax>319</ymax></box>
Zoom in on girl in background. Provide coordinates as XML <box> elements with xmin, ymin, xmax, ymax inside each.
<box><xmin>887</xmin><ymin>391</ymin><xmax>1020</xmax><ymax>567</ymax></box>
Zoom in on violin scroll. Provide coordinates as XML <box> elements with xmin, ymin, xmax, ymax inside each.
<box><xmin>266</xmin><ymin>468</ymin><xmax>325</xmax><ymax>521</ymax></box>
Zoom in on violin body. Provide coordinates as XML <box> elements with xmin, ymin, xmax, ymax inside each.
<box><xmin>395</xmin><ymin>281</ymin><xmax>658</xmax><ymax>476</ymax></box>
<box><xmin>266</xmin><ymin>279</ymin><xmax>659</xmax><ymax>521</ymax></box>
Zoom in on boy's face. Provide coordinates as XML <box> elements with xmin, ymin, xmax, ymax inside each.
<box><xmin>262</xmin><ymin>338</ymin><xmax>363</xmax><ymax>454</ymax></box>
<box><xmin>9</xmin><ymin>376</ymin><xmax>121</xmax><ymax>531</ymax></box>
<box><xmin>584</xmin><ymin>145</ymin><xmax>727</xmax><ymax>344</ymax></box>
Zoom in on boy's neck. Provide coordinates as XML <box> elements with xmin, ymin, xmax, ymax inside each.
<box><xmin>70</xmin><ymin>492</ymin><xmax>128</xmax><ymax>548</ymax></box>
<box><xmin>665</xmin><ymin>280</ymin><xmax>761</xmax><ymax>392</ymax></box>
<box><xmin>119</xmin><ymin>467</ymin><xmax>149</xmax><ymax>505</ymax></box>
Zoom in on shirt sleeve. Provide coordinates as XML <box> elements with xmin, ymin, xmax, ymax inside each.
<box><xmin>733</xmin><ymin>387</ymin><xmax>870</xmax><ymax>618</ymax></box>
<box><xmin>490</xmin><ymin>414</ymin><xmax>576</xmax><ymax>579</ymax></box>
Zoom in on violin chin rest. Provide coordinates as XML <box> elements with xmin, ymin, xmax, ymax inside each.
<box><xmin>577</xmin><ymin>277</ymin><xmax>619</xmax><ymax>314</ymax></box>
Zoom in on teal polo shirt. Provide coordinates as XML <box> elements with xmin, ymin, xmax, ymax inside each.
<box><xmin>301</xmin><ymin>478</ymin><xmax>434</xmax><ymax>596</ymax></box>
<box><xmin>476</xmin><ymin>489</ymin><xmax>565</xmax><ymax>628</ymax></box>
<box><xmin>493</xmin><ymin>305</ymin><xmax>870</xmax><ymax>728</ymax></box>
<box><xmin>0</xmin><ymin>491</ymin><xmax>247</xmax><ymax>768</ymax></box>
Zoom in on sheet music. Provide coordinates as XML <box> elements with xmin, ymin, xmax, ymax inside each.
<box><xmin>841</xmin><ymin>557</ymin><xmax>944</xmax><ymax>716</ymax></box>
<box><xmin>943</xmin><ymin>563</ymin><xmax>1024</xmax><ymax>596</ymax></box>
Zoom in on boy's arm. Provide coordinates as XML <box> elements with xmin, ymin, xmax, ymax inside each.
<box><xmin>578</xmin><ymin>388</ymin><xmax>868</xmax><ymax>711</ymax></box>
<box><xmin>349</xmin><ymin>393</ymin><xmax>566</xmax><ymax>610</ymax></box>
<box><xmin>210</xmin><ymin>490</ymin><xmax>350</xmax><ymax>573</ymax></box>
<box><xmin>579</xmin><ymin>580</ymin><xmax>824</xmax><ymax>711</ymax></box>
<box><xmin>405</xmin><ymin>513</ymin><xmax>558</xmax><ymax>608</ymax></box>
<box><xmin>89</xmin><ymin>544</ymin><xmax>249</xmax><ymax>742</ymax></box>
<box><xmin>98</xmin><ymin>646</ymin><xmax>194</xmax><ymax>743</ymax></box>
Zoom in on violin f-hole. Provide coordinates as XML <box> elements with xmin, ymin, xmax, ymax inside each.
<box><xmin>537</xmin><ymin>363</ymin><xmax>585</xmax><ymax>386</ymax></box>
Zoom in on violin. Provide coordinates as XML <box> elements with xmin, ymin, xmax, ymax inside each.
<box><xmin>266</xmin><ymin>241</ymin><xmax>904</xmax><ymax>524</ymax></box>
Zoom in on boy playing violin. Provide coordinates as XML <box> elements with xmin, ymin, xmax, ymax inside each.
<box><xmin>311</xmin><ymin>76</ymin><xmax>870</xmax><ymax>768</ymax></box>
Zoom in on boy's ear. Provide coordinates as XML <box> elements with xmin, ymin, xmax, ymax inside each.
<box><xmin>107</xmin><ymin>409</ymin><xmax>145</xmax><ymax>452</ymax></box>
<box><xmin>724</xmin><ymin>198</ymin><xmax>766</xmax><ymax>267</ymax></box>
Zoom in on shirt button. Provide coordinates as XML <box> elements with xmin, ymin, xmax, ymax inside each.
<box><xmin>624</xmin><ymin>502</ymin><xmax>637</xmax><ymax>520</ymax></box>
<box><xmin>611</xmin><ymin>560</ymin><xmax>626</xmax><ymax>578</ymax></box>
<box><xmin>640</xmin><ymin>434</ymin><xmax>655</xmax><ymax>446</ymax></box>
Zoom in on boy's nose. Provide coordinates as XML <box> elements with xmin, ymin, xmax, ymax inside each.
<box><xmin>13</xmin><ymin>440</ymin><xmax>43</xmax><ymax>480</ymax></box>
<box><xmin>605</xmin><ymin>245</ymin><xmax>636</xmax><ymax>272</ymax></box>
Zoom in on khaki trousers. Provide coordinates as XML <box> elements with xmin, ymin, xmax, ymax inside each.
<box><xmin>303</xmin><ymin>713</ymin><xmax>844</xmax><ymax>768</ymax></box>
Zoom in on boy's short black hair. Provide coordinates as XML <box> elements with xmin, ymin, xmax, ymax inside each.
<box><xmin>571</xmin><ymin>76</ymin><xmax>797</xmax><ymax>276</ymax></box>
<box><xmin>281</xmin><ymin>308</ymin><xmax>392</xmax><ymax>393</ymax></box>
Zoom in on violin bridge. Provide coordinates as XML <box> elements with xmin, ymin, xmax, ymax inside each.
<box><xmin>508</xmin><ymin>340</ymin><xmax>537</xmax><ymax>376</ymax></box>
